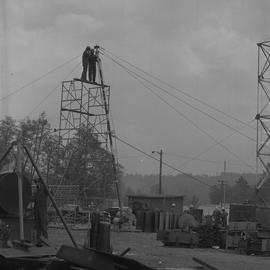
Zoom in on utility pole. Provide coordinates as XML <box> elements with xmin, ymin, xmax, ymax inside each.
<box><xmin>218</xmin><ymin>161</ymin><xmax>227</xmax><ymax>207</ymax></box>
<box><xmin>152</xmin><ymin>149</ymin><xmax>163</xmax><ymax>194</ymax></box>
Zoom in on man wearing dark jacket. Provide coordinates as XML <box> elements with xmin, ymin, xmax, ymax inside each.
<box><xmin>81</xmin><ymin>46</ymin><xmax>91</xmax><ymax>81</ymax></box>
<box><xmin>89</xmin><ymin>49</ymin><xmax>98</xmax><ymax>83</ymax></box>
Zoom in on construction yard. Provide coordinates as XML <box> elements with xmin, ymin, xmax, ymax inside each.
<box><xmin>49</xmin><ymin>228</ymin><xmax>270</xmax><ymax>270</ymax></box>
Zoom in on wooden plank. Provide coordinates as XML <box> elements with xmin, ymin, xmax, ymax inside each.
<box><xmin>159</xmin><ymin>212</ymin><xmax>164</xmax><ymax>231</ymax></box>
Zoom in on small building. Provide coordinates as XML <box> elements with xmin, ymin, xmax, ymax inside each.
<box><xmin>127</xmin><ymin>194</ymin><xmax>184</xmax><ymax>214</ymax></box>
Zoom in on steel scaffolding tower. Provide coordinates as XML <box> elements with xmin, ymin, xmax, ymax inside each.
<box><xmin>256</xmin><ymin>41</ymin><xmax>270</xmax><ymax>190</ymax></box>
<box><xmin>58</xmin><ymin>80</ymin><xmax>110</xmax><ymax>147</ymax></box>
<box><xmin>57</xmin><ymin>46</ymin><xmax>122</xmax><ymax>209</ymax></box>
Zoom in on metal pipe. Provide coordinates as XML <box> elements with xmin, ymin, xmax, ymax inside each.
<box><xmin>120</xmin><ymin>247</ymin><xmax>131</xmax><ymax>256</ymax></box>
<box><xmin>23</xmin><ymin>144</ymin><xmax>78</xmax><ymax>248</ymax></box>
<box><xmin>95</xmin><ymin>45</ymin><xmax>122</xmax><ymax>212</ymax></box>
<box><xmin>192</xmin><ymin>257</ymin><xmax>219</xmax><ymax>270</ymax></box>
<box><xmin>0</xmin><ymin>144</ymin><xmax>14</xmax><ymax>168</ymax></box>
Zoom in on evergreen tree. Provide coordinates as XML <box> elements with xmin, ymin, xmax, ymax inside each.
<box><xmin>209</xmin><ymin>176</ymin><xmax>253</xmax><ymax>204</ymax></box>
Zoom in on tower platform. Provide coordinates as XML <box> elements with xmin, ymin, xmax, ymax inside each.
<box><xmin>73</xmin><ymin>78</ymin><xmax>109</xmax><ymax>88</ymax></box>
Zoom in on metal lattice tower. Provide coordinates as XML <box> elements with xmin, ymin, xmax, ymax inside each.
<box><xmin>57</xmin><ymin>46</ymin><xmax>122</xmax><ymax>209</ymax></box>
<box><xmin>58</xmin><ymin>80</ymin><xmax>110</xmax><ymax>147</ymax></box>
<box><xmin>256</xmin><ymin>41</ymin><xmax>270</xmax><ymax>189</ymax></box>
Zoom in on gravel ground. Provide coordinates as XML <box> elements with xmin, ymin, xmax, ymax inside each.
<box><xmin>49</xmin><ymin>228</ymin><xmax>270</xmax><ymax>270</ymax></box>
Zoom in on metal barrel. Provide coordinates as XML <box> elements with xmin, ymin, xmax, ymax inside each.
<box><xmin>0</xmin><ymin>172</ymin><xmax>31</xmax><ymax>215</ymax></box>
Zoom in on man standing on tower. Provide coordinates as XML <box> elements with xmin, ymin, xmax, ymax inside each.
<box><xmin>81</xmin><ymin>46</ymin><xmax>91</xmax><ymax>82</ymax></box>
<box><xmin>89</xmin><ymin>48</ymin><xmax>98</xmax><ymax>83</ymax></box>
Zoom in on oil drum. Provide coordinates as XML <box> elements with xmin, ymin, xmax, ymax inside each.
<box><xmin>0</xmin><ymin>172</ymin><xmax>32</xmax><ymax>215</ymax></box>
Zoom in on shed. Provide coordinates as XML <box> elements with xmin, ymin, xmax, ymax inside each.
<box><xmin>127</xmin><ymin>194</ymin><xmax>184</xmax><ymax>214</ymax></box>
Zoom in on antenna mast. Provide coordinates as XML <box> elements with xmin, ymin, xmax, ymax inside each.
<box><xmin>256</xmin><ymin>41</ymin><xmax>270</xmax><ymax>190</ymax></box>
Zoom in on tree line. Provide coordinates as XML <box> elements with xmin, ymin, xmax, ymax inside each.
<box><xmin>3</xmin><ymin>113</ymin><xmax>269</xmax><ymax>206</ymax></box>
<box><xmin>209</xmin><ymin>174</ymin><xmax>270</xmax><ymax>205</ymax></box>
<box><xmin>209</xmin><ymin>176</ymin><xmax>254</xmax><ymax>204</ymax></box>
<box><xmin>122</xmin><ymin>173</ymin><xmax>270</xmax><ymax>206</ymax></box>
<box><xmin>0</xmin><ymin>114</ymin><xmax>122</xmax><ymax>199</ymax></box>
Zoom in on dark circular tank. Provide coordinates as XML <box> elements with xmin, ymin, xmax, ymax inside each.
<box><xmin>0</xmin><ymin>172</ymin><xmax>32</xmax><ymax>216</ymax></box>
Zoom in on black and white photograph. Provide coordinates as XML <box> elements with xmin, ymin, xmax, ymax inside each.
<box><xmin>1</xmin><ymin>0</ymin><xmax>270</xmax><ymax>269</ymax></box>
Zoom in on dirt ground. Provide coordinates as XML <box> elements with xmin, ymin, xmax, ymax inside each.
<box><xmin>49</xmin><ymin>228</ymin><xmax>270</xmax><ymax>270</ymax></box>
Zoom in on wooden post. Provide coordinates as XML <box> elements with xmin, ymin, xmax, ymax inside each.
<box><xmin>16</xmin><ymin>141</ymin><xmax>24</xmax><ymax>242</ymax></box>
<box><xmin>165</xmin><ymin>212</ymin><xmax>170</xmax><ymax>230</ymax></box>
<box><xmin>159</xmin><ymin>212</ymin><xmax>164</xmax><ymax>231</ymax></box>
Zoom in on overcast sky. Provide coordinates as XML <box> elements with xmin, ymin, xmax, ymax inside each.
<box><xmin>1</xmin><ymin>0</ymin><xmax>270</xmax><ymax>176</ymax></box>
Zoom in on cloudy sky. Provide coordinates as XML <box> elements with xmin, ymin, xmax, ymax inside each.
<box><xmin>1</xmin><ymin>0</ymin><xmax>270</xmax><ymax>176</ymax></box>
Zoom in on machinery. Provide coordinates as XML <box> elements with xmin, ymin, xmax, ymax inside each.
<box><xmin>227</xmin><ymin>203</ymin><xmax>270</xmax><ymax>254</ymax></box>
<box><xmin>157</xmin><ymin>208</ymin><xmax>226</xmax><ymax>248</ymax></box>
<box><xmin>0</xmin><ymin>141</ymin><xmax>80</xmax><ymax>269</ymax></box>
<box><xmin>0</xmin><ymin>172</ymin><xmax>38</xmax><ymax>246</ymax></box>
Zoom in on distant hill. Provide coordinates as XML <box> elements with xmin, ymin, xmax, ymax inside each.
<box><xmin>121</xmin><ymin>172</ymin><xmax>259</xmax><ymax>204</ymax></box>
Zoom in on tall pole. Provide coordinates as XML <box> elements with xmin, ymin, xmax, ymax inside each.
<box><xmin>23</xmin><ymin>145</ymin><xmax>78</xmax><ymax>248</ymax></box>
<box><xmin>218</xmin><ymin>161</ymin><xmax>226</xmax><ymax>208</ymax></box>
<box><xmin>16</xmin><ymin>140</ymin><xmax>24</xmax><ymax>241</ymax></box>
<box><xmin>152</xmin><ymin>149</ymin><xmax>163</xmax><ymax>194</ymax></box>
<box><xmin>159</xmin><ymin>149</ymin><xmax>163</xmax><ymax>195</ymax></box>
<box><xmin>256</xmin><ymin>41</ymin><xmax>270</xmax><ymax>190</ymax></box>
<box><xmin>95</xmin><ymin>45</ymin><xmax>122</xmax><ymax>211</ymax></box>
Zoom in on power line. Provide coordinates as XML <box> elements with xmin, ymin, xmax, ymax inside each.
<box><xmin>165</xmin><ymin>120</ymin><xmax>256</xmax><ymax>174</ymax></box>
<box><xmin>118</xmin><ymin>155</ymin><xmax>147</xmax><ymax>159</ymax></box>
<box><xmin>25</xmin><ymin>62</ymin><xmax>81</xmax><ymax>118</ymax></box>
<box><xmin>101</xmin><ymin>47</ymin><xmax>255</xmax><ymax>131</ymax></box>
<box><xmin>119</xmin><ymin>152</ymin><xmax>248</xmax><ymax>167</ymax></box>
<box><xmin>102</xmin><ymin>53</ymin><xmax>256</xmax><ymax>171</ymax></box>
<box><xmin>165</xmin><ymin>152</ymin><xmax>247</xmax><ymax>167</ymax></box>
<box><xmin>178</xmin><ymin>120</ymin><xmax>256</xmax><ymax>171</ymax></box>
<box><xmin>113</xmin><ymin>134</ymin><xmax>212</xmax><ymax>188</ymax></box>
<box><xmin>0</xmin><ymin>54</ymin><xmax>80</xmax><ymax>103</ymax></box>
<box><xmin>141</xmin><ymin>75</ymin><xmax>255</xmax><ymax>171</ymax></box>
<box><xmin>102</xmin><ymin>52</ymin><xmax>255</xmax><ymax>143</ymax></box>
<box><xmin>101</xmin><ymin>52</ymin><xmax>257</xmax><ymax>173</ymax></box>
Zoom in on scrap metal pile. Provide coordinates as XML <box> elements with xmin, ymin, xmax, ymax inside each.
<box><xmin>195</xmin><ymin>224</ymin><xmax>225</xmax><ymax>248</ymax></box>
<box><xmin>0</xmin><ymin>141</ymin><xmax>156</xmax><ymax>270</ymax></box>
<box><xmin>157</xmin><ymin>208</ymin><xmax>227</xmax><ymax>248</ymax></box>
<box><xmin>227</xmin><ymin>203</ymin><xmax>270</xmax><ymax>255</ymax></box>
<box><xmin>157</xmin><ymin>203</ymin><xmax>270</xmax><ymax>256</ymax></box>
